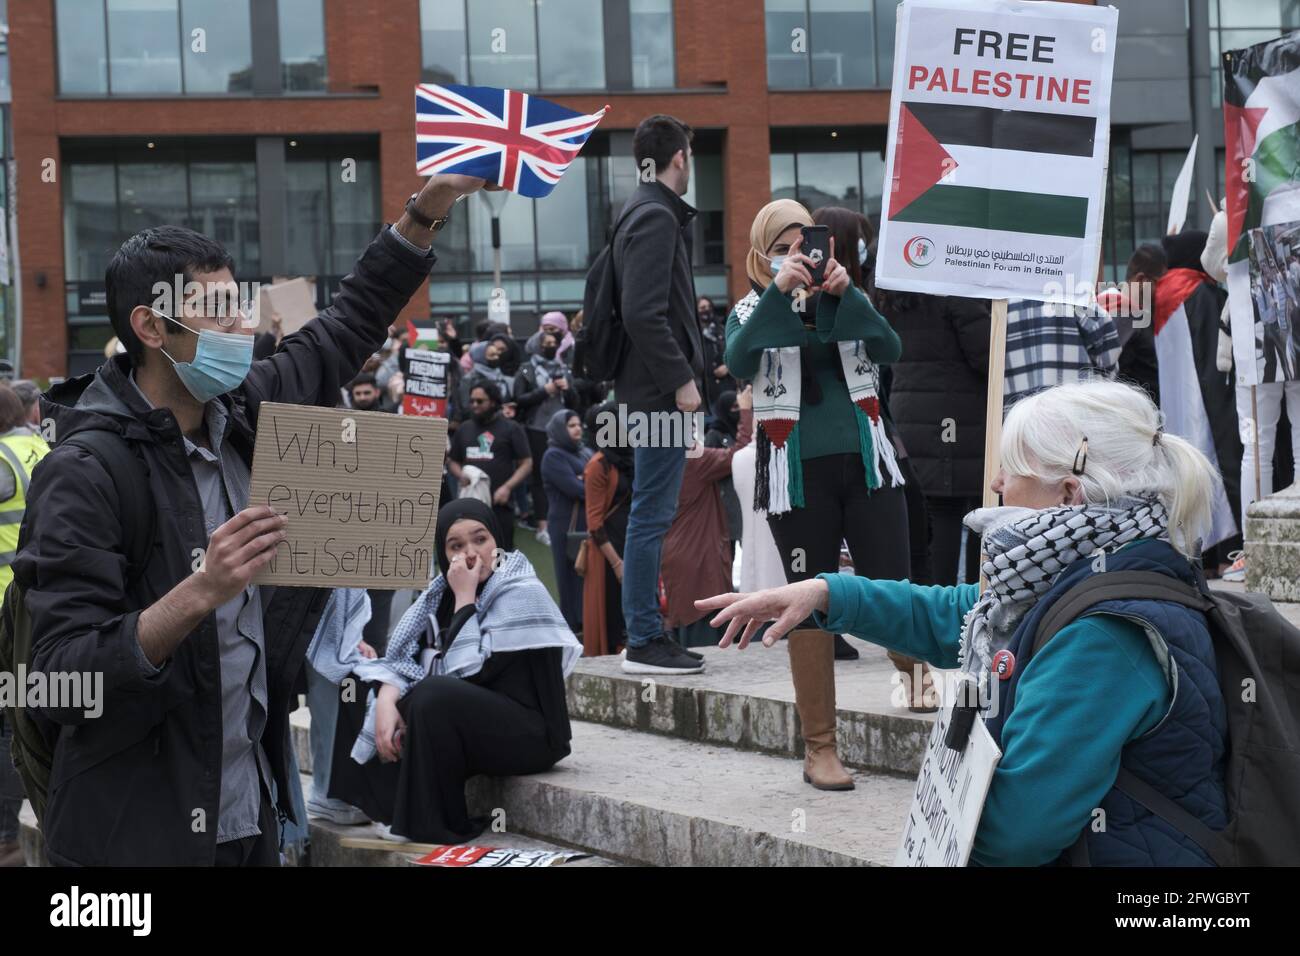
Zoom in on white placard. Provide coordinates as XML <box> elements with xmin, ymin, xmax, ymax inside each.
<box><xmin>1166</xmin><ymin>136</ymin><xmax>1199</xmax><ymax>236</ymax></box>
<box><xmin>895</xmin><ymin>702</ymin><xmax>1002</xmax><ymax>867</ymax></box>
<box><xmin>875</xmin><ymin>0</ymin><xmax>1117</xmax><ymax>304</ymax></box>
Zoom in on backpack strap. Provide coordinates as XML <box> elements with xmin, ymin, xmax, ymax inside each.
<box><xmin>1031</xmin><ymin>570</ymin><xmax>1230</xmax><ymax>867</ymax></box>
<box><xmin>62</xmin><ymin>429</ymin><xmax>156</xmax><ymax>587</ymax></box>
<box><xmin>1114</xmin><ymin>768</ymin><xmax>1231</xmax><ymax>867</ymax></box>
<box><xmin>1030</xmin><ymin>570</ymin><xmax>1213</xmax><ymax>660</ymax></box>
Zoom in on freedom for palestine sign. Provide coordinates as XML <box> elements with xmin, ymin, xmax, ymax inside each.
<box><xmin>875</xmin><ymin>0</ymin><xmax>1117</xmax><ymax>304</ymax></box>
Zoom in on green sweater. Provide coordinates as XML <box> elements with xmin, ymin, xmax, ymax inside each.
<box><xmin>814</xmin><ymin>573</ymin><xmax>1172</xmax><ymax>867</ymax></box>
<box><xmin>724</xmin><ymin>283</ymin><xmax>901</xmax><ymax>462</ymax></box>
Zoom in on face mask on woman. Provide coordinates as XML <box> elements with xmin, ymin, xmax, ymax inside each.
<box><xmin>541</xmin><ymin>345</ymin><xmax>558</xmax><ymax>361</ymax></box>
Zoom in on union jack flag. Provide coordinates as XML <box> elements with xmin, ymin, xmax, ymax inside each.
<box><xmin>415</xmin><ymin>83</ymin><xmax>608</xmax><ymax>199</ymax></box>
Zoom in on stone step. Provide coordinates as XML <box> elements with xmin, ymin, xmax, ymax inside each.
<box><xmin>458</xmin><ymin>720</ymin><xmax>912</xmax><ymax>866</ymax></box>
<box><xmin>292</xmin><ymin>643</ymin><xmax>937</xmax><ymax>778</ymax></box>
<box><xmin>566</xmin><ymin>643</ymin><xmax>938</xmax><ymax>775</ymax></box>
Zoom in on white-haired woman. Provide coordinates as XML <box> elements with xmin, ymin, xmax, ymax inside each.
<box><xmin>698</xmin><ymin>380</ymin><xmax>1230</xmax><ymax>866</ymax></box>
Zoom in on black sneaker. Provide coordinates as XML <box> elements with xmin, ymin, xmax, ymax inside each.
<box><xmin>621</xmin><ymin>635</ymin><xmax>705</xmax><ymax>674</ymax></box>
<box><xmin>833</xmin><ymin>634</ymin><xmax>860</xmax><ymax>660</ymax></box>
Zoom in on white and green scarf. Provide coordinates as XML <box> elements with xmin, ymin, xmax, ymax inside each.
<box><xmin>733</xmin><ymin>289</ymin><xmax>903</xmax><ymax>515</ymax></box>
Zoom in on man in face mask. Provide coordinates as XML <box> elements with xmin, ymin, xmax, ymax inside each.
<box><xmin>447</xmin><ymin>382</ymin><xmax>533</xmax><ymax>550</ymax></box>
<box><xmin>15</xmin><ymin>171</ymin><xmax>492</xmax><ymax>867</ymax></box>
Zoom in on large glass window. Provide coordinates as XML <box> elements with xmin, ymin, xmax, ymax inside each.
<box><xmin>1210</xmin><ymin>0</ymin><xmax>1300</xmax><ymax>106</ymax></box>
<box><xmin>770</xmin><ymin>133</ymin><xmax>890</xmax><ymax>228</ymax></box>
<box><xmin>422</xmin><ymin>0</ymin><xmax>672</xmax><ymax>91</ymax></box>
<box><xmin>56</xmin><ymin>0</ymin><xmax>320</xmax><ymax>94</ymax></box>
<box><xmin>1101</xmin><ymin>132</ymin><xmax>1205</xmax><ymax>280</ymax></box>
<box><xmin>57</xmin><ymin>0</ymin><xmax>110</xmax><ymax>94</ymax></box>
<box><xmin>284</xmin><ymin>142</ymin><xmax>381</xmax><ymax>276</ymax></box>
<box><xmin>766</xmin><ymin>0</ymin><xmax>892</xmax><ymax>89</ymax></box>
<box><xmin>629</xmin><ymin>0</ymin><xmax>675</xmax><ymax>88</ymax></box>
<box><xmin>181</xmin><ymin>0</ymin><xmax>252</xmax><ymax>93</ymax></box>
<box><xmin>279</xmin><ymin>0</ymin><xmax>328</xmax><ymax>92</ymax></box>
<box><xmin>106</xmin><ymin>0</ymin><xmax>182</xmax><ymax>94</ymax></box>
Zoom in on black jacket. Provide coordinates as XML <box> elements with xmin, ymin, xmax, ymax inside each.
<box><xmin>880</xmin><ymin>293</ymin><xmax>991</xmax><ymax>499</ymax></box>
<box><xmin>14</xmin><ymin>227</ymin><xmax>436</xmax><ymax>866</ymax></box>
<box><xmin>612</xmin><ymin>181</ymin><xmax>705</xmax><ymax>414</ymax></box>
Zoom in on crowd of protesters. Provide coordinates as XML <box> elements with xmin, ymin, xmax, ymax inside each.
<box><xmin>0</xmin><ymin>110</ymin><xmax>1282</xmax><ymax>869</ymax></box>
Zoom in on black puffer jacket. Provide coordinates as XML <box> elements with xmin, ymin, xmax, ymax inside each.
<box><xmin>878</xmin><ymin>293</ymin><xmax>991</xmax><ymax>498</ymax></box>
<box><xmin>14</xmin><ymin>227</ymin><xmax>436</xmax><ymax>866</ymax></box>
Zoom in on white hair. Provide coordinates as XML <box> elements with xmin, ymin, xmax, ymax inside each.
<box><xmin>1001</xmin><ymin>380</ymin><xmax>1219</xmax><ymax>557</ymax></box>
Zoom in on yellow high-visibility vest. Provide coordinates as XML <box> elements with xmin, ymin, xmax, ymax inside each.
<box><xmin>0</xmin><ymin>429</ymin><xmax>51</xmax><ymax>601</ymax></box>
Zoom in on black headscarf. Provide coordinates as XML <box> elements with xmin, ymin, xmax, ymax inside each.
<box><xmin>710</xmin><ymin>389</ymin><xmax>739</xmax><ymax>440</ymax></box>
<box><xmin>585</xmin><ymin>400</ymin><xmax>634</xmax><ymax>482</ymax></box>
<box><xmin>1162</xmin><ymin>230</ymin><xmax>1211</xmax><ymax>275</ymax></box>
<box><xmin>433</xmin><ymin>498</ymin><xmax>505</xmax><ymax>576</ymax></box>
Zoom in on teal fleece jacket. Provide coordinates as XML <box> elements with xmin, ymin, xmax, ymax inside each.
<box><xmin>813</xmin><ymin>573</ymin><xmax>1172</xmax><ymax>866</ymax></box>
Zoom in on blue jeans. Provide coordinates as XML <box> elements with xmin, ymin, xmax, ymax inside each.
<box><xmin>621</xmin><ymin>445</ymin><xmax>687</xmax><ymax>647</ymax></box>
<box><xmin>306</xmin><ymin>662</ymin><xmax>338</xmax><ymax>804</ymax></box>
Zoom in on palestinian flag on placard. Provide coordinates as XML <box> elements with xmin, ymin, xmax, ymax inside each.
<box><xmin>887</xmin><ymin>101</ymin><xmax>1095</xmax><ymax>238</ymax></box>
<box><xmin>1223</xmin><ymin>32</ymin><xmax>1300</xmax><ymax>385</ymax></box>
<box><xmin>1223</xmin><ymin>32</ymin><xmax>1300</xmax><ymax>262</ymax></box>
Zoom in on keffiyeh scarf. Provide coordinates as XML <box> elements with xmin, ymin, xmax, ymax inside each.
<box><xmin>733</xmin><ymin>290</ymin><xmax>903</xmax><ymax>515</ymax></box>
<box><xmin>957</xmin><ymin>495</ymin><xmax>1169</xmax><ymax>690</ymax></box>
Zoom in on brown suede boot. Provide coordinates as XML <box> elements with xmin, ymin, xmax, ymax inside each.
<box><xmin>788</xmin><ymin>629</ymin><xmax>855</xmax><ymax>790</ymax></box>
<box><xmin>887</xmin><ymin>651</ymin><xmax>940</xmax><ymax>713</ymax></box>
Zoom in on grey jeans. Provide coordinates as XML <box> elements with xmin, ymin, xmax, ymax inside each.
<box><xmin>0</xmin><ymin>720</ymin><xmax>25</xmax><ymax>843</ymax></box>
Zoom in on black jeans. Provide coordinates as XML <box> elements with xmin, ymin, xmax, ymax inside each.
<box><xmin>767</xmin><ymin>453</ymin><xmax>910</xmax><ymax>625</ymax></box>
<box><xmin>926</xmin><ymin>494</ymin><xmax>981</xmax><ymax>586</ymax></box>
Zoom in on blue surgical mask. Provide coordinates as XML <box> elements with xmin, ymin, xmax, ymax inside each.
<box><xmin>154</xmin><ymin>309</ymin><xmax>254</xmax><ymax>402</ymax></box>
<box><xmin>768</xmin><ymin>255</ymin><xmax>787</xmax><ymax>277</ymax></box>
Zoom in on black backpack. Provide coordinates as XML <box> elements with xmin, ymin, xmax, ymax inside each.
<box><xmin>0</xmin><ymin>428</ymin><xmax>155</xmax><ymax>824</ymax></box>
<box><xmin>1031</xmin><ymin>570</ymin><xmax>1300</xmax><ymax>866</ymax></box>
<box><xmin>574</xmin><ymin>200</ymin><xmax>648</xmax><ymax>383</ymax></box>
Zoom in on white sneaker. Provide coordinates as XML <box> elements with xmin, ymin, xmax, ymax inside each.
<box><xmin>306</xmin><ymin>796</ymin><xmax>370</xmax><ymax>826</ymax></box>
<box><xmin>374</xmin><ymin>823</ymin><xmax>412</xmax><ymax>844</ymax></box>
<box><xmin>1221</xmin><ymin>551</ymin><xmax>1246</xmax><ymax>583</ymax></box>
<box><xmin>536</xmin><ymin>528</ymin><xmax>551</xmax><ymax>547</ymax></box>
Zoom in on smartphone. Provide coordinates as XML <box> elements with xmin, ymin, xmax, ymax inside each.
<box><xmin>800</xmin><ymin>225</ymin><xmax>831</xmax><ymax>287</ymax></box>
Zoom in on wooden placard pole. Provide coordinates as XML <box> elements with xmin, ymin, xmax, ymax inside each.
<box><xmin>978</xmin><ymin>299</ymin><xmax>1009</xmax><ymax>591</ymax></box>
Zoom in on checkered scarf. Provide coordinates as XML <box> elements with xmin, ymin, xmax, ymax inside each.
<box><xmin>958</xmin><ymin>495</ymin><xmax>1169</xmax><ymax>687</ymax></box>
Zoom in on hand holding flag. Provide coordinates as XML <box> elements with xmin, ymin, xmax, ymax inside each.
<box><xmin>416</xmin><ymin>83</ymin><xmax>608</xmax><ymax>198</ymax></box>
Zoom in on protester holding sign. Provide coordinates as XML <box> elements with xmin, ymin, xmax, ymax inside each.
<box><xmin>699</xmin><ymin>380</ymin><xmax>1228</xmax><ymax>866</ymax></box>
<box><xmin>13</xmin><ymin>170</ymin><xmax>492</xmax><ymax>866</ymax></box>
<box><xmin>724</xmin><ymin>199</ymin><xmax>911</xmax><ymax>790</ymax></box>
<box><xmin>325</xmin><ymin>498</ymin><xmax>581</xmax><ymax>845</ymax></box>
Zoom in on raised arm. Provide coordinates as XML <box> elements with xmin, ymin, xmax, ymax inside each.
<box><xmin>814</xmin><ymin>285</ymin><xmax>901</xmax><ymax>362</ymax></box>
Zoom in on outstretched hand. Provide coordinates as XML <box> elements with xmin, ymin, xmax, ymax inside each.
<box><xmin>694</xmin><ymin>578</ymin><xmax>831</xmax><ymax>649</ymax></box>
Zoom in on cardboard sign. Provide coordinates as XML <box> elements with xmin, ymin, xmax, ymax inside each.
<box><xmin>875</xmin><ymin>0</ymin><xmax>1116</xmax><ymax>304</ymax></box>
<box><xmin>399</xmin><ymin>346</ymin><xmax>452</xmax><ymax>418</ymax></box>
<box><xmin>257</xmin><ymin>277</ymin><xmax>318</xmax><ymax>335</ymax></box>
<box><xmin>895</xmin><ymin>701</ymin><xmax>1002</xmax><ymax>867</ymax></box>
<box><xmin>248</xmin><ymin>403</ymin><xmax>447</xmax><ymax>589</ymax></box>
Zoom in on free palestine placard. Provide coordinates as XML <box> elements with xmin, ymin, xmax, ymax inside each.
<box><xmin>875</xmin><ymin>0</ymin><xmax>1117</xmax><ymax>303</ymax></box>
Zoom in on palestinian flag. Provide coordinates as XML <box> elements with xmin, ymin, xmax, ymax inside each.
<box><xmin>888</xmin><ymin>101</ymin><xmax>1095</xmax><ymax>238</ymax></box>
<box><xmin>1154</xmin><ymin>269</ymin><xmax>1242</xmax><ymax>548</ymax></box>
<box><xmin>1223</xmin><ymin>32</ymin><xmax>1300</xmax><ymax>385</ymax></box>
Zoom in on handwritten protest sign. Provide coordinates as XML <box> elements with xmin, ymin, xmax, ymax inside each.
<box><xmin>248</xmin><ymin>403</ymin><xmax>447</xmax><ymax>589</ymax></box>
<box><xmin>895</xmin><ymin>700</ymin><xmax>1001</xmax><ymax>867</ymax></box>
<box><xmin>399</xmin><ymin>347</ymin><xmax>452</xmax><ymax>418</ymax></box>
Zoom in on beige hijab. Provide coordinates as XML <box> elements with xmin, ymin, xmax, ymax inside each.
<box><xmin>745</xmin><ymin>199</ymin><xmax>814</xmax><ymax>291</ymax></box>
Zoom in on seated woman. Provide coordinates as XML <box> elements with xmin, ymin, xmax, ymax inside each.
<box><xmin>329</xmin><ymin>498</ymin><xmax>582</xmax><ymax>844</ymax></box>
<box><xmin>698</xmin><ymin>380</ymin><xmax>1229</xmax><ymax>866</ymax></box>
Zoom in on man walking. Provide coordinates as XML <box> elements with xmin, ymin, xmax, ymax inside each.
<box><xmin>612</xmin><ymin>115</ymin><xmax>707</xmax><ymax>675</ymax></box>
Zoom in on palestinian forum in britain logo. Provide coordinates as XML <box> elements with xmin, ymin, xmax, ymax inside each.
<box><xmin>903</xmin><ymin>235</ymin><xmax>935</xmax><ymax>268</ymax></box>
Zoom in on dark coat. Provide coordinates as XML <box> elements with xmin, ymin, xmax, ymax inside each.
<box><xmin>14</xmin><ymin>228</ymin><xmax>436</xmax><ymax>866</ymax></box>
<box><xmin>612</xmin><ymin>181</ymin><xmax>706</xmax><ymax>414</ymax></box>
<box><xmin>881</xmin><ymin>293</ymin><xmax>991</xmax><ymax>499</ymax></box>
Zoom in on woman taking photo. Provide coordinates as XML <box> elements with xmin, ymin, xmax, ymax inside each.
<box><xmin>699</xmin><ymin>380</ymin><xmax>1228</xmax><ymax>866</ymax></box>
<box><xmin>723</xmin><ymin>199</ymin><xmax>916</xmax><ymax>792</ymax></box>
<box><xmin>328</xmin><ymin>498</ymin><xmax>582</xmax><ymax>844</ymax></box>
